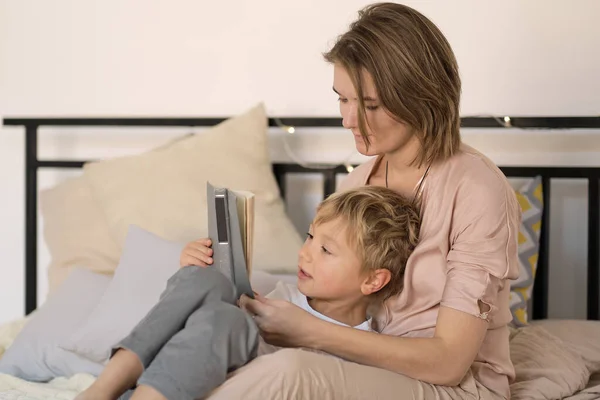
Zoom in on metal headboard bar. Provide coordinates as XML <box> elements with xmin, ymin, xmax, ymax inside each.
<box><xmin>4</xmin><ymin>116</ymin><xmax>600</xmax><ymax>129</ymax></box>
<box><xmin>3</xmin><ymin>117</ymin><xmax>600</xmax><ymax>321</ymax></box>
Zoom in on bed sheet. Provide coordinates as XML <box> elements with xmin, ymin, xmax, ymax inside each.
<box><xmin>0</xmin><ymin>373</ymin><xmax>94</xmax><ymax>400</ymax></box>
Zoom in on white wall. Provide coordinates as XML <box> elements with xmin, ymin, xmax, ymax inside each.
<box><xmin>1</xmin><ymin>0</ymin><xmax>600</xmax><ymax>324</ymax></box>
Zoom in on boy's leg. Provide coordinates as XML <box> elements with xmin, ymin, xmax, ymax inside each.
<box><xmin>75</xmin><ymin>349</ymin><xmax>143</xmax><ymax>400</ymax></box>
<box><xmin>77</xmin><ymin>266</ymin><xmax>237</xmax><ymax>400</ymax></box>
<box><xmin>115</xmin><ymin>265</ymin><xmax>237</xmax><ymax>367</ymax></box>
<box><xmin>133</xmin><ymin>301</ymin><xmax>258</xmax><ymax>400</ymax></box>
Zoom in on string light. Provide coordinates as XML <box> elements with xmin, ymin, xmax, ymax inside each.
<box><xmin>273</xmin><ymin>113</ymin><xmax>527</xmax><ymax>172</ymax></box>
<box><xmin>272</xmin><ymin>118</ymin><xmax>357</xmax><ymax>171</ymax></box>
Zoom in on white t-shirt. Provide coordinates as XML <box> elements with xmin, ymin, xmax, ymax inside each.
<box><xmin>257</xmin><ymin>281</ymin><xmax>373</xmax><ymax>356</ymax></box>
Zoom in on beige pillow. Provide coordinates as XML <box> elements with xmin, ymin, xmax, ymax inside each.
<box><xmin>40</xmin><ymin>176</ymin><xmax>121</xmax><ymax>294</ymax></box>
<box><xmin>509</xmin><ymin>324</ymin><xmax>590</xmax><ymax>399</ymax></box>
<box><xmin>82</xmin><ymin>103</ymin><xmax>303</xmax><ymax>273</ymax></box>
<box><xmin>530</xmin><ymin>319</ymin><xmax>600</xmax><ymax>375</ymax></box>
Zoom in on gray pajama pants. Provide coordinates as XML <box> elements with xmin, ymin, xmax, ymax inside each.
<box><xmin>114</xmin><ymin>266</ymin><xmax>260</xmax><ymax>400</ymax></box>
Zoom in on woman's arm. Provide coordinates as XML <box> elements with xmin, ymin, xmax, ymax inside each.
<box><xmin>309</xmin><ymin>306</ymin><xmax>488</xmax><ymax>386</ymax></box>
<box><xmin>241</xmin><ymin>295</ymin><xmax>487</xmax><ymax>386</ymax></box>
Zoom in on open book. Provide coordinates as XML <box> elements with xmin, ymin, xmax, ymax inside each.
<box><xmin>206</xmin><ymin>182</ymin><xmax>255</xmax><ymax>299</ymax></box>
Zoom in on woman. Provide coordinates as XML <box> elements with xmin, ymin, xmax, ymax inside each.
<box><xmin>205</xmin><ymin>2</ymin><xmax>521</xmax><ymax>400</ymax></box>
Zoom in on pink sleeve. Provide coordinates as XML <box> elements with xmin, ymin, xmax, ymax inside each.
<box><xmin>337</xmin><ymin>172</ymin><xmax>358</xmax><ymax>192</ymax></box>
<box><xmin>441</xmin><ymin>176</ymin><xmax>521</xmax><ymax>321</ymax></box>
<box><xmin>337</xmin><ymin>161</ymin><xmax>371</xmax><ymax>192</ymax></box>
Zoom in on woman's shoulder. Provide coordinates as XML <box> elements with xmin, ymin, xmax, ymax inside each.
<box><xmin>432</xmin><ymin>143</ymin><xmax>516</xmax><ymax>202</ymax></box>
<box><xmin>337</xmin><ymin>157</ymin><xmax>379</xmax><ymax>191</ymax></box>
<box><xmin>426</xmin><ymin>144</ymin><xmax>522</xmax><ymax>249</ymax></box>
<box><xmin>441</xmin><ymin>143</ymin><xmax>506</xmax><ymax>181</ymax></box>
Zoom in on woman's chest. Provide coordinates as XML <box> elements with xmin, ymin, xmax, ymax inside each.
<box><xmin>375</xmin><ymin>199</ymin><xmax>456</xmax><ymax>328</ymax></box>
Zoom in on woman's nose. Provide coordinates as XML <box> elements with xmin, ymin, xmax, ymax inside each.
<box><xmin>341</xmin><ymin>104</ymin><xmax>358</xmax><ymax>130</ymax></box>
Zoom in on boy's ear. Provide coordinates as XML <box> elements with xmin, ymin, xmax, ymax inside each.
<box><xmin>361</xmin><ymin>269</ymin><xmax>391</xmax><ymax>296</ymax></box>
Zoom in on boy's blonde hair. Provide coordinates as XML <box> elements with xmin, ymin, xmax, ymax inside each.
<box><xmin>323</xmin><ymin>2</ymin><xmax>461</xmax><ymax>168</ymax></box>
<box><xmin>313</xmin><ymin>186</ymin><xmax>421</xmax><ymax>301</ymax></box>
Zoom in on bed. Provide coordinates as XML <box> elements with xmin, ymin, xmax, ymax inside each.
<box><xmin>1</xmin><ymin>104</ymin><xmax>599</xmax><ymax>399</ymax></box>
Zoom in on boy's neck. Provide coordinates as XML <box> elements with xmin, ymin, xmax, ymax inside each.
<box><xmin>307</xmin><ymin>297</ymin><xmax>370</xmax><ymax>328</ymax></box>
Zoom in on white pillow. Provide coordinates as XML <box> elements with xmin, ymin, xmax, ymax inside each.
<box><xmin>250</xmin><ymin>271</ymin><xmax>298</xmax><ymax>296</ymax></box>
<box><xmin>60</xmin><ymin>225</ymin><xmax>184</xmax><ymax>364</ymax></box>
<box><xmin>61</xmin><ymin>225</ymin><xmax>298</xmax><ymax>365</ymax></box>
<box><xmin>0</xmin><ymin>269</ymin><xmax>111</xmax><ymax>381</ymax></box>
<box><xmin>82</xmin><ymin>103</ymin><xmax>303</xmax><ymax>274</ymax></box>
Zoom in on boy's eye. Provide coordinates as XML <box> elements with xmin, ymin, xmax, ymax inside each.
<box><xmin>321</xmin><ymin>246</ymin><xmax>331</xmax><ymax>255</ymax></box>
<box><xmin>306</xmin><ymin>232</ymin><xmax>313</xmax><ymax>240</ymax></box>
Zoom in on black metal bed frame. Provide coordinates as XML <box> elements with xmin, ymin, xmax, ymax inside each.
<box><xmin>3</xmin><ymin>116</ymin><xmax>600</xmax><ymax>321</ymax></box>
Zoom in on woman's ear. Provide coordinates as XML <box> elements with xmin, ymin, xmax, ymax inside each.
<box><xmin>361</xmin><ymin>269</ymin><xmax>391</xmax><ymax>296</ymax></box>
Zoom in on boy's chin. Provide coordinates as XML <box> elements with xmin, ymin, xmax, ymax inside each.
<box><xmin>297</xmin><ymin>285</ymin><xmax>310</xmax><ymax>297</ymax></box>
<box><xmin>296</xmin><ymin>281</ymin><xmax>316</xmax><ymax>298</ymax></box>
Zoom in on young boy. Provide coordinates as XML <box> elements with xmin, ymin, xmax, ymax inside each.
<box><xmin>76</xmin><ymin>186</ymin><xmax>421</xmax><ymax>400</ymax></box>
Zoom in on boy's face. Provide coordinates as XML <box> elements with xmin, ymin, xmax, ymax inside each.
<box><xmin>297</xmin><ymin>218</ymin><xmax>367</xmax><ymax>301</ymax></box>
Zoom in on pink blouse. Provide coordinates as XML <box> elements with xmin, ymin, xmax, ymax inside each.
<box><xmin>338</xmin><ymin>143</ymin><xmax>521</xmax><ymax>399</ymax></box>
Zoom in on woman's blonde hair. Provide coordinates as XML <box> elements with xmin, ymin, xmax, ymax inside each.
<box><xmin>313</xmin><ymin>186</ymin><xmax>420</xmax><ymax>301</ymax></box>
<box><xmin>323</xmin><ymin>2</ymin><xmax>461</xmax><ymax>167</ymax></box>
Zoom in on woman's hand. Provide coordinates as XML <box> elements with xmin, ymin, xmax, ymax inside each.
<box><xmin>179</xmin><ymin>238</ymin><xmax>213</xmax><ymax>268</ymax></box>
<box><xmin>239</xmin><ymin>293</ymin><xmax>323</xmax><ymax>348</ymax></box>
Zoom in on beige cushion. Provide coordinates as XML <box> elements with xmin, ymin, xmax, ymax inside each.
<box><xmin>82</xmin><ymin>103</ymin><xmax>302</xmax><ymax>273</ymax></box>
<box><xmin>40</xmin><ymin>176</ymin><xmax>121</xmax><ymax>295</ymax></box>
<box><xmin>529</xmin><ymin>319</ymin><xmax>600</xmax><ymax>376</ymax></box>
<box><xmin>509</xmin><ymin>324</ymin><xmax>590</xmax><ymax>400</ymax></box>
<box><xmin>510</xmin><ymin>176</ymin><xmax>543</xmax><ymax>326</ymax></box>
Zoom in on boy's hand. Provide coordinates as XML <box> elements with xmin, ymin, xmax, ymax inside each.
<box><xmin>180</xmin><ymin>238</ymin><xmax>213</xmax><ymax>268</ymax></box>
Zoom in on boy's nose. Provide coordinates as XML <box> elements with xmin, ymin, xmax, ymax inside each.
<box><xmin>299</xmin><ymin>242</ymin><xmax>312</xmax><ymax>263</ymax></box>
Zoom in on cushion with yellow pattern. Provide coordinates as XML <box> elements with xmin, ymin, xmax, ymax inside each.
<box><xmin>510</xmin><ymin>175</ymin><xmax>543</xmax><ymax>326</ymax></box>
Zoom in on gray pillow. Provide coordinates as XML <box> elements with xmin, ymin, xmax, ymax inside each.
<box><xmin>0</xmin><ymin>268</ymin><xmax>111</xmax><ymax>381</ymax></box>
<box><xmin>60</xmin><ymin>225</ymin><xmax>184</xmax><ymax>363</ymax></box>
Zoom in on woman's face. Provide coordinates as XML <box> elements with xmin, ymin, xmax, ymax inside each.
<box><xmin>333</xmin><ymin>63</ymin><xmax>415</xmax><ymax>157</ymax></box>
